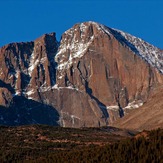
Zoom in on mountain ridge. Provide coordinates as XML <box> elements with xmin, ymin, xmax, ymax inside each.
<box><xmin>0</xmin><ymin>21</ymin><xmax>163</xmax><ymax>129</ymax></box>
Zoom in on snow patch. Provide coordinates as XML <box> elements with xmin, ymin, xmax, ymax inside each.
<box><xmin>52</xmin><ymin>84</ymin><xmax>59</xmax><ymax>90</ymax></box>
<box><xmin>52</xmin><ymin>84</ymin><xmax>78</xmax><ymax>91</ymax></box>
<box><xmin>124</xmin><ymin>100</ymin><xmax>143</xmax><ymax>110</ymax></box>
<box><xmin>112</xmin><ymin>28</ymin><xmax>163</xmax><ymax>73</ymax></box>
<box><xmin>107</xmin><ymin>105</ymin><xmax>119</xmax><ymax>110</ymax></box>
<box><xmin>56</xmin><ymin>36</ymin><xmax>94</xmax><ymax>71</ymax></box>
<box><xmin>71</xmin><ymin>115</ymin><xmax>80</xmax><ymax>125</ymax></box>
<box><xmin>40</xmin><ymin>57</ymin><xmax>47</xmax><ymax>63</ymax></box>
<box><xmin>28</xmin><ymin>51</ymin><xmax>39</xmax><ymax>76</ymax></box>
<box><xmin>14</xmin><ymin>90</ymin><xmax>21</xmax><ymax>96</ymax></box>
<box><xmin>39</xmin><ymin>86</ymin><xmax>51</xmax><ymax>92</ymax></box>
<box><xmin>26</xmin><ymin>89</ymin><xmax>35</xmax><ymax>96</ymax></box>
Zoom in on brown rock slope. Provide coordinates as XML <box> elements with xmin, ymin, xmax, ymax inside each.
<box><xmin>0</xmin><ymin>21</ymin><xmax>163</xmax><ymax>128</ymax></box>
<box><xmin>112</xmin><ymin>86</ymin><xmax>163</xmax><ymax>130</ymax></box>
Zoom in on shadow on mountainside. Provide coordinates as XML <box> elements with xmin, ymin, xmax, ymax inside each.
<box><xmin>0</xmin><ymin>96</ymin><xmax>60</xmax><ymax>126</ymax></box>
<box><xmin>0</xmin><ymin>80</ymin><xmax>15</xmax><ymax>94</ymax></box>
<box><xmin>85</xmin><ymin>81</ymin><xmax>109</xmax><ymax>120</ymax></box>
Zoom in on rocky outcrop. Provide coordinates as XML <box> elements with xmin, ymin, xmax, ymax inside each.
<box><xmin>0</xmin><ymin>33</ymin><xmax>58</xmax><ymax>97</ymax></box>
<box><xmin>0</xmin><ymin>21</ymin><xmax>163</xmax><ymax>128</ymax></box>
<box><xmin>27</xmin><ymin>33</ymin><xmax>58</xmax><ymax>95</ymax></box>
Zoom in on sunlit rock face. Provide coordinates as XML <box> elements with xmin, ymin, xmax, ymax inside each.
<box><xmin>0</xmin><ymin>21</ymin><xmax>163</xmax><ymax>127</ymax></box>
<box><xmin>55</xmin><ymin>22</ymin><xmax>163</xmax><ymax>125</ymax></box>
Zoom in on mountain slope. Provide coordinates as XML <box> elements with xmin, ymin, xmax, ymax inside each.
<box><xmin>0</xmin><ymin>21</ymin><xmax>163</xmax><ymax>128</ymax></box>
<box><xmin>112</xmin><ymin>86</ymin><xmax>163</xmax><ymax>130</ymax></box>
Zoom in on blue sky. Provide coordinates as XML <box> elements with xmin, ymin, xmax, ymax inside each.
<box><xmin>0</xmin><ymin>0</ymin><xmax>163</xmax><ymax>49</ymax></box>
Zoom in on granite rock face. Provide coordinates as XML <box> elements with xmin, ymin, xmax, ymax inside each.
<box><xmin>55</xmin><ymin>22</ymin><xmax>163</xmax><ymax>125</ymax></box>
<box><xmin>0</xmin><ymin>22</ymin><xmax>163</xmax><ymax>128</ymax></box>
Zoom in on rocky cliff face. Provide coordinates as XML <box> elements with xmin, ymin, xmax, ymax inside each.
<box><xmin>0</xmin><ymin>21</ymin><xmax>163</xmax><ymax>128</ymax></box>
<box><xmin>55</xmin><ymin>22</ymin><xmax>163</xmax><ymax>124</ymax></box>
<box><xmin>0</xmin><ymin>33</ymin><xmax>58</xmax><ymax>97</ymax></box>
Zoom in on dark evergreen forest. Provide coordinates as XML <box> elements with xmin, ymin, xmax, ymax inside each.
<box><xmin>0</xmin><ymin>125</ymin><xmax>162</xmax><ymax>163</ymax></box>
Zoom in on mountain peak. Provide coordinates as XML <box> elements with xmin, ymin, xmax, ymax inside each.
<box><xmin>0</xmin><ymin>21</ymin><xmax>163</xmax><ymax>128</ymax></box>
<box><xmin>56</xmin><ymin>21</ymin><xmax>163</xmax><ymax>74</ymax></box>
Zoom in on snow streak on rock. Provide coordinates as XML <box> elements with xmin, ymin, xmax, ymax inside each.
<box><xmin>90</xmin><ymin>22</ymin><xmax>163</xmax><ymax>73</ymax></box>
<box><xmin>55</xmin><ymin>23</ymin><xmax>94</xmax><ymax>71</ymax></box>
<box><xmin>56</xmin><ymin>21</ymin><xmax>163</xmax><ymax>75</ymax></box>
<box><xmin>28</xmin><ymin>51</ymin><xmax>37</xmax><ymax>76</ymax></box>
<box><xmin>110</xmin><ymin>28</ymin><xmax>163</xmax><ymax>73</ymax></box>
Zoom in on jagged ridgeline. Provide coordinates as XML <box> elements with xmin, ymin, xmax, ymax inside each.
<box><xmin>0</xmin><ymin>21</ymin><xmax>163</xmax><ymax>128</ymax></box>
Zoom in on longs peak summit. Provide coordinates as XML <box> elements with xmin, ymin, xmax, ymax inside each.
<box><xmin>0</xmin><ymin>21</ymin><xmax>163</xmax><ymax>129</ymax></box>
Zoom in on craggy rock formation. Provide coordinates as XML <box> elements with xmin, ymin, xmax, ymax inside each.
<box><xmin>0</xmin><ymin>21</ymin><xmax>163</xmax><ymax>128</ymax></box>
<box><xmin>0</xmin><ymin>33</ymin><xmax>57</xmax><ymax>96</ymax></box>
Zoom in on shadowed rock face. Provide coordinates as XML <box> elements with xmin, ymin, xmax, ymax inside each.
<box><xmin>0</xmin><ymin>22</ymin><xmax>163</xmax><ymax>128</ymax></box>
<box><xmin>0</xmin><ymin>96</ymin><xmax>60</xmax><ymax>126</ymax></box>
